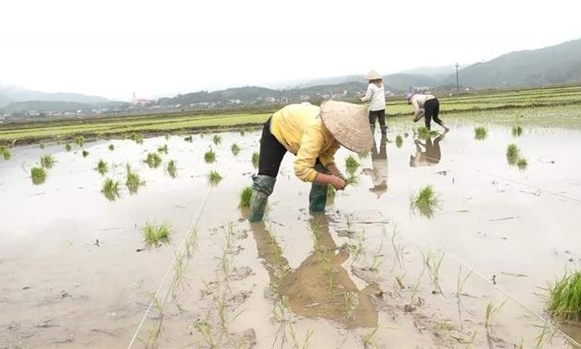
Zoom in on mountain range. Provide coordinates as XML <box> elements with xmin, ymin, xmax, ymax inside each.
<box><xmin>1</xmin><ymin>37</ymin><xmax>580</xmax><ymax>114</ymax></box>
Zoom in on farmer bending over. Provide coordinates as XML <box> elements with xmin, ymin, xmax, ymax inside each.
<box><xmin>248</xmin><ymin>100</ymin><xmax>373</xmax><ymax>222</ymax></box>
<box><xmin>407</xmin><ymin>92</ymin><xmax>449</xmax><ymax>131</ymax></box>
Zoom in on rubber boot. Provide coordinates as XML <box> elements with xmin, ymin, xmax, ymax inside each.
<box><xmin>249</xmin><ymin>175</ymin><xmax>276</xmax><ymax>222</ymax></box>
<box><xmin>309</xmin><ymin>163</ymin><xmax>329</xmax><ymax>213</ymax></box>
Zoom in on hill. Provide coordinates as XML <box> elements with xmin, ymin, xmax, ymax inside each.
<box><xmin>0</xmin><ymin>85</ymin><xmax>109</xmax><ymax>106</ymax></box>
<box><xmin>449</xmin><ymin>38</ymin><xmax>581</xmax><ymax>89</ymax></box>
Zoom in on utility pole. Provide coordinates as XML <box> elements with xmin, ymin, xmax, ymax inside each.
<box><xmin>455</xmin><ymin>63</ymin><xmax>460</xmax><ymax>93</ymax></box>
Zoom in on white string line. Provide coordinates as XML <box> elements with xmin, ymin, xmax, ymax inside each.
<box><xmin>127</xmin><ymin>187</ymin><xmax>213</xmax><ymax>349</ymax></box>
<box><xmin>405</xmin><ymin>224</ymin><xmax>580</xmax><ymax>346</ymax></box>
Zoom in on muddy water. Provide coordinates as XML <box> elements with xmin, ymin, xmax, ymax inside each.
<box><xmin>1</xmin><ymin>120</ymin><xmax>581</xmax><ymax>348</ymax></box>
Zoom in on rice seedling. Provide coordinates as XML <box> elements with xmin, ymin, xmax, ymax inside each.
<box><xmin>239</xmin><ymin>129</ymin><xmax>246</xmax><ymax>136</ymax></box>
<box><xmin>345</xmin><ymin>174</ymin><xmax>359</xmax><ymax>186</ymax></box>
<box><xmin>40</xmin><ymin>154</ymin><xmax>55</xmax><ymax>169</ymax></box>
<box><xmin>252</xmin><ymin>152</ymin><xmax>259</xmax><ymax>169</ymax></box>
<box><xmin>395</xmin><ymin>134</ymin><xmax>403</xmax><ymax>148</ymax></box>
<box><xmin>474</xmin><ymin>126</ymin><xmax>487</xmax><ymax>140</ymax></box>
<box><xmin>39</xmin><ymin>143</ymin><xmax>45</xmax><ymax>149</ymax></box>
<box><xmin>82</xmin><ymin>150</ymin><xmax>89</xmax><ymax>158</ymax></box>
<box><xmin>239</xmin><ymin>186</ymin><xmax>252</xmax><ymax>207</ymax></box>
<box><xmin>157</xmin><ymin>144</ymin><xmax>168</xmax><ymax>154</ymax></box>
<box><xmin>484</xmin><ymin>300</ymin><xmax>506</xmax><ymax>331</ymax></box>
<box><xmin>424</xmin><ymin>250</ymin><xmax>445</xmax><ymax>295</ymax></box>
<box><xmin>506</xmin><ymin>143</ymin><xmax>520</xmax><ymax>165</ymax></box>
<box><xmin>166</xmin><ymin>160</ymin><xmax>178</xmax><ymax>178</ymax></box>
<box><xmin>327</xmin><ymin>185</ymin><xmax>336</xmax><ymax>200</ymax></box>
<box><xmin>141</xmin><ymin>221</ymin><xmax>172</xmax><ymax>247</ymax></box>
<box><xmin>65</xmin><ymin>144</ymin><xmax>72</xmax><ymax>152</ymax></box>
<box><xmin>512</xmin><ymin>124</ymin><xmax>523</xmax><ymax>137</ymax></box>
<box><xmin>212</xmin><ymin>134</ymin><xmax>222</xmax><ymax>145</ymax></box>
<box><xmin>345</xmin><ymin>154</ymin><xmax>360</xmax><ymax>171</ymax></box>
<box><xmin>412</xmin><ymin>185</ymin><xmax>439</xmax><ymax>218</ymax></box>
<box><xmin>95</xmin><ymin>159</ymin><xmax>108</xmax><ymax>175</ymax></box>
<box><xmin>455</xmin><ymin>266</ymin><xmax>473</xmax><ymax>330</ymax></box>
<box><xmin>30</xmin><ymin>167</ymin><xmax>46</xmax><ymax>185</ymax></box>
<box><xmin>343</xmin><ymin>291</ymin><xmax>358</xmax><ymax>320</ymax></box>
<box><xmin>362</xmin><ymin>325</ymin><xmax>380</xmax><ymax>348</ymax></box>
<box><xmin>125</xmin><ymin>165</ymin><xmax>145</xmax><ymax>194</ymax></box>
<box><xmin>230</xmin><ymin>143</ymin><xmax>241</xmax><ymax>156</ymax></box>
<box><xmin>207</xmin><ymin>170</ymin><xmax>223</xmax><ymax>186</ymax></box>
<box><xmin>417</xmin><ymin>126</ymin><xmax>439</xmax><ymax>139</ymax></box>
<box><xmin>204</xmin><ymin>149</ymin><xmax>216</xmax><ymax>163</ymax></box>
<box><xmin>108</xmin><ymin>144</ymin><xmax>115</xmax><ymax>151</ymax></box>
<box><xmin>75</xmin><ymin>136</ymin><xmax>85</xmax><ymax>147</ymax></box>
<box><xmin>1</xmin><ymin>148</ymin><xmax>10</xmax><ymax>160</ymax></box>
<box><xmin>184</xmin><ymin>135</ymin><xmax>193</xmax><ymax>143</ymax></box>
<box><xmin>101</xmin><ymin>178</ymin><xmax>120</xmax><ymax>201</ymax></box>
<box><xmin>547</xmin><ymin>271</ymin><xmax>581</xmax><ymax>322</ymax></box>
<box><xmin>130</xmin><ymin>132</ymin><xmax>143</xmax><ymax>144</ymax></box>
<box><xmin>144</xmin><ymin>152</ymin><xmax>162</xmax><ymax>168</ymax></box>
<box><xmin>516</xmin><ymin>157</ymin><xmax>528</xmax><ymax>170</ymax></box>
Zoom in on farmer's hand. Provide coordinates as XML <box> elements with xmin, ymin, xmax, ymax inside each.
<box><xmin>330</xmin><ymin>176</ymin><xmax>346</xmax><ymax>191</ymax></box>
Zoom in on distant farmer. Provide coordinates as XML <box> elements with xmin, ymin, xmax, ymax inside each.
<box><xmin>359</xmin><ymin>70</ymin><xmax>387</xmax><ymax>136</ymax></box>
<box><xmin>248</xmin><ymin>101</ymin><xmax>373</xmax><ymax>222</ymax></box>
<box><xmin>406</xmin><ymin>93</ymin><xmax>449</xmax><ymax>131</ymax></box>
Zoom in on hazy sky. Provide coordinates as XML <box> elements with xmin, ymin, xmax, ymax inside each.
<box><xmin>1</xmin><ymin>0</ymin><xmax>579</xmax><ymax>101</ymax></box>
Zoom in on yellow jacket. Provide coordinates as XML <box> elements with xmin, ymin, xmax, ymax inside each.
<box><xmin>270</xmin><ymin>103</ymin><xmax>340</xmax><ymax>182</ymax></box>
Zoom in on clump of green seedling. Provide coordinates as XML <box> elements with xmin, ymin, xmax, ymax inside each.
<box><xmin>239</xmin><ymin>186</ymin><xmax>253</xmax><ymax>207</ymax></box>
<box><xmin>474</xmin><ymin>126</ymin><xmax>487</xmax><ymax>140</ymax></box>
<box><xmin>231</xmin><ymin>144</ymin><xmax>241</xmax><ymax>156</ymax></box>
<box><xmin>204</xmin><ymin>149</ymin><xmax>216</xmax><ymax>164</ymax></box>
<box><xmin>327</xmin><ymin>185</ymin><xmax>336</xmax><ymax>200</ymax></box>
<box><xmin>40</xmin><ymin>154</ymin><xmax>55</xmax><ymax>169</ymax></box>
<box><xmin>145</xmin><ymin>152</ymin><xmax>162</xmax><ymax>168</ymax></box>
<box><xmin>75</xmin><ymin>136</ymin><xmax>85</xmax><ymax>147</ymax></box>
<box><xmin>239</xmin><ymin>129</ymin><xmax>246</xmax><ymax>136</ymax></box>
<box><xmin>108</xmin><ymin>144</ymin><xmax>115</xmax><ymax>151</ymax></box>
<box><xmin>516</xmin><ymin>157</ymin><xmax>528</xmax><ymax>170</ymax></box>
<box><xmin>512</xmin><ymin>124</ymin><xmax>523</xmax><ymax>137</ymax></box>
<box><xmin>345</xmin><ymin>155</ymin><xmax>359</xmax><ymax>175</ymax></box>
<box><xmin>126</xmin><ymin>165</ymin><xmax>145</xmax><ymax>194</ymax></box>
<box><xmin>101</xmin><ymin>178</ymin><xmax>120</xmax><ymax>201</ymax></box>
<box><xmin>39</xmin><ymin>143</ymin><xmax>45</xmax><ymax>149</ymax></box>
<box><xmin>506</xmin><ymin>143</ymin><xmax>520</xmax><ymax>165</ymax></box>
<box><xmin>252</xmin><ymin>152</ymin><xmax>259</xmax><ymax>169</ymax></box>
<box><xmin>212</xmin><ymin>134</ymin><xmax>222</xmax><ymax>145</ymax></box>
<box><xmin>412</xmin><ymin>185</ymin><xmax>439</xmax><ymax>218</ymax></box>
<box><xmin>166</xmin><ymin>160</ymin><xmax>177</xmax><ymax>178</ymax></box>
<box><xmin>142</xmin><ymin>221</ymin><xmax>172</xmax><ymax>248</ymax></box>
<box><xmin>82</xmin><ymin>150</ymin><xmax>89</xmax><ymax>158</ymax></box>
<box><xmin>65</xmin><ymin>144</ymin><xmax>72</xmax><ymax>152</ymax></box>
<box><xmin>395</xmin><ymin>135</ymin><xmax>403</xmax><ymax>148</ymax></box>
<box><xmin>184</xmin><ymin>135</ymin><xmax>193</xmax><ymax>143</ymax></box>
<box><xmin>95</xmin><ymin>159</ymin><xmax>108</xmax><ymax>175</ymax></box>
<box><xmin>130</xmin><ymin>132</ymin><xmax>143</xmax><ymax>144</ymax></box>
<box><xmin>417</xmin><ymin>126</ymin><xmax>439</xmax><ymax>139</ymax></box>
<box><xmin>30</xmin><ymin>167</ymin><xmax>47</xmax><ymax>185</ymax></box>
<box><xmin>207</xmin><ymin>171</ymin><xmax>223</xmax><ymax>186</ymax></box>
<box><xmin>547</xmin><ymin>271</ymin><xmax>581</xmax><ymax>322</ymax></box>
<box><xmin>345</xmin><ymin>174</ymin><xmax>359</xmax><ymax>186</ymax></box>
<box><xmin>157</xmin><ymin>144</ymin><xmax>168</xmax><ymax>154</ymax></box>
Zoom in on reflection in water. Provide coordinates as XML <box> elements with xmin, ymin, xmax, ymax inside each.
<box><xmin>409</xmin><ymin>131</ymin><xmax>447</xmax><ymax>168</ymax></box>
<box><xmin>363</xmin><ymin>135</ymin><xmax>388</xmax><ymax>199</ymax></box>
<box><xmin>249</xmin><ymin>214</ymin><xmax>379</xmax><ymax>329</ymax></box>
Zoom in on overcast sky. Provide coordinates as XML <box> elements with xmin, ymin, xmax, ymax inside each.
<box><xmin>1</xmin><ymin>0</ymin><xmax>579</xmax><ymax>101</ymax></box>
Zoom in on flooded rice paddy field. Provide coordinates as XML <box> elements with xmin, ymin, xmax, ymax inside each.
<box><xmin>1</xmin><ymin>116</ymin><xmax>581</xmax><ymax>348</ymax></box>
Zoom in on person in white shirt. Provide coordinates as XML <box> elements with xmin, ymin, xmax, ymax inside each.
<box><xmin>359</xmin><ymin>70</ymin><xmax>387</xmax><ymax>136</ymax></box>
<box><xmin>406</xmin><ymin>93</ymin><xmax>449</xmax><ymax>131</ymax></box>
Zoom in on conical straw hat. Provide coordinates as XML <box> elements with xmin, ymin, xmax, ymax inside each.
<box><xmin>365</xmin><ymin>70</ymin><xmax>382</xmax><ymax>80</ymax></box>
<box><xmin>320</xmin><ymin>100</ymin><xmax>373</xmax><ymax>153</ymax></box>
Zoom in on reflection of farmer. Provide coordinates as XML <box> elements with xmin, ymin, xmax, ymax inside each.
<box><xmin>409</xmin><ymin>132</ymin><xmax>446</xmax><ymax>167</ymax></box>
<box><xmin>249</xmin><ymin>101</ymin><xmax>373</xmax><ymax>222</ymax></box>
<box><xmin>363</xmin><ymin>135</ymin><xmax>388</xmax><ymax>198</ymax></box>
<box><xmin>248</xmin><ymin>213</ymin><xmax>379</xmax><ymax>329</ymax></box>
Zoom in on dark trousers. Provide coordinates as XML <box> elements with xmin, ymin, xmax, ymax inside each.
<box><xmin>368</xmin><ymin>109</ymin><xmax>386</xmax><ymax>134</ymax></box>
<box><xmin>424</xmin><ymin>99</ymin><xmax>443</xmax><ymax>129</ymax></box>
